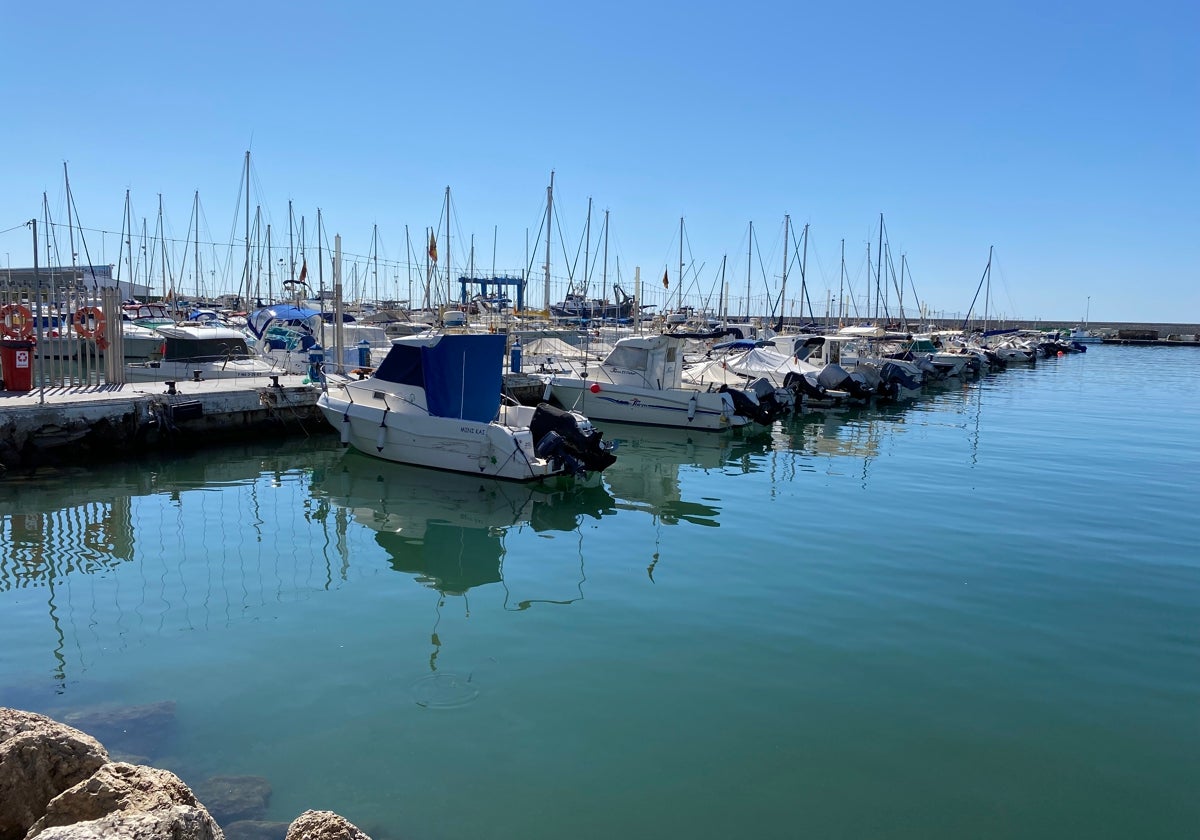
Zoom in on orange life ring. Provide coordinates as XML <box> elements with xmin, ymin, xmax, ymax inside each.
<box><xmin>0</xmin><ymin>303</ymin><xmax>34</xmax><ymax>339</ymax></box>
<box><xmin>72</xmin><ymin>306</ymin><xmax>110</xmax><ymax>350</ymax></box>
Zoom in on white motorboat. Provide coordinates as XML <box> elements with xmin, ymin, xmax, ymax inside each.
<box><xmin>124</xmin><ymin>323</ymin><xmax>281</xmax><ymax>382</ymax></box>
<box><xmin>317</xmin><ymin>332</ymin><xmax>616</xmax><ymax>481</ymax></box>
<box><xmin>247</xmin><ymin>304</ymin><xmax>394</xmax><ymax>374</ymax></box>
<box><xmin>539</xmin><ymin>333</ymin><xmax>780</xmax><ymax>431</ymax></box>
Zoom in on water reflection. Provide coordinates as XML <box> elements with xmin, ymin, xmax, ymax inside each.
<box><xmin>0</xmin><ymin>439</ymin><xmax>345</xmax><ymax>696</ymax></box>
<box><xmin>603</xmin><ymin>427</ymin><xmax>769</xmax><ymax>526</ymax></box>
<box><xmin>310</xmin><ymin>451</ymin><xmax>618</xmax><ymax>596</ymax></box>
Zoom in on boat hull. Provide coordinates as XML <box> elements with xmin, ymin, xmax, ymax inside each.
<box><xmin>318</xmin><ymin>391</ymin><xmax>560</xmax><ymax>481</ymax></box>
<box><xmin>546</xmin><ymin>378</ymin><xmax>746</xmax><ymax>432</ymax></box>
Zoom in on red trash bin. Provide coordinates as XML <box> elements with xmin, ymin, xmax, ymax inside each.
<box><xmin>0</xmin><ymin>339</ymin><xmax>35</xmax><ymax>392</ymax></box>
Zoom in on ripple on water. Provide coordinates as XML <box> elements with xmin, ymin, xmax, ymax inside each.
<box><xmin>409</xmin><ymin>672</ymin><xmax>481</xmax><ymax>709</ymax></box>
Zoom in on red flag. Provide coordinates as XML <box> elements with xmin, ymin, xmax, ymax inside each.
<box><xmin>662</xmin><ymin>269</ymin><xmax>669</xmax><ymax>289</ymax></box>
<box><xmin>428</xmin><ymin>232</ymin><xmax>438</xmax><ymax>262</ymax></box>
<box><xmin>297</xmin><ymin>260</ymin><xmax>308</xmax><ymax>285</ymax></box>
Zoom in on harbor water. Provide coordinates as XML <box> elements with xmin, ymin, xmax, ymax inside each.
<box><xmin>1</xmin><ymin>345</ymin><xmax>1197</xmax><ymax>839</ymax></box>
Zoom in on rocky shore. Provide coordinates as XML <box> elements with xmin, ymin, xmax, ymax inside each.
<box><xmin>0</xmin><ymin>708</ymin><xmax>372</xmax><ymax>840</ymax></box>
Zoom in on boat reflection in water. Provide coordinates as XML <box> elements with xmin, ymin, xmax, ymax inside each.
<box><xmin>601</xmin><ymin>425</ymin><xmax>770</xmax><ymax>527</ymax></box>
<box><xmin>311</xmin><ymin>451</ymin><xmax>619</xmax><ymax>678</ymax></box>
<box><xmin>311</xmin><ymin>451</ymin><xmax>618</xmax><ymax>598</ymax></box>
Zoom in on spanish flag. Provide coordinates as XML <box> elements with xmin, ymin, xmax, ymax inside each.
<box><xmin>428</xmin><ymin>231</ymin><xmax>438</xmax><ymax>263</ymax></box>
<box><xmin>662</xmin><ymin>268</ymin><xmax>669</xmax><ymax>289</ymax></box>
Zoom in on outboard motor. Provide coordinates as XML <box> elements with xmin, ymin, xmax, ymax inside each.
<box><xmin>717</xmin><ymin>384</ymin><xmax>776</xmax><ymax>426</ymax></box>
<box><xmin>530</xmin><ymin>402</ymin><xmax>617</xmax><ymax>474</ymax></box>
<box><xmin>746</xmin><ymin>376</ymin><xmax>795</xmax><ymax>418</ymax></box>
<box><xmin>534</xmin><ymin>431</ymin><xmax>587</xmax><ymax>477</ymax></box>
<box><xmin>783</xmin><ymin>370</ymin><xmax>830</xmax><ymax>402</ymax></box>
<box><xmin>878</xmin><ymin>361</ymin><xmax>922</xmax><ymax>398</ymax></box>
<box><xmin>817</xmin><ymin>363</ymin><xmax>874</xmax><ymax>401</ymax></box>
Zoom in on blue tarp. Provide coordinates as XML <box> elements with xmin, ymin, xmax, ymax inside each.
<box><xmin>375</xmin><ymin>333</ymin><xmax>504</xmax><ymax>422</ymax></box>
<box><xmin>423</xmin><ymin>334</ymin><xmax>504</xmax><ymax>421</ymax></box>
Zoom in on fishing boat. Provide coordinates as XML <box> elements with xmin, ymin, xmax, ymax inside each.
<box><xmin>550</xmin><ymin>284</ymin><xmax>639</xmax><ymax>322</ymax></box>
<box><xmin>317</xmin><ymin>332</ymin><xmax>616</xmax><ymax>481</ymax></box>
<box><xmin>124</xmin><ymin>323</ymin><xmax>280</xmax><ymax>381</ymax></box>
<box><xmin>539</xmin><ymin>332</ymin><xmax>781</xmax><ymax>431</ymax></box>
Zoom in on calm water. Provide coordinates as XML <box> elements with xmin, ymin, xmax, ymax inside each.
<box><xmin>1</xmin><ymin>346</ymin><xmax>1197</xmax><ymax>839</ymax></box>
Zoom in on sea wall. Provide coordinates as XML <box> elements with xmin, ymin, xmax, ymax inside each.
<box><xmin>0</xmin><ymin>708</ymin><xmax>371</xmax><ymax>840</ymax></box>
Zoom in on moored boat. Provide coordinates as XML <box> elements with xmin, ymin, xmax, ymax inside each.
<box><xmin>125</xmin><ymin>323</ymin><xmax>281</xmax><ymax>381</ymax></box>
<box><xmin>539</xmin><ymin>332</ymin><xmax>781</xmax><ymax>431</ymax></box>
<box><xmin>317</xmin><ymin>332</ymin><xmax>616</xmax><ymax>481</ymax></box>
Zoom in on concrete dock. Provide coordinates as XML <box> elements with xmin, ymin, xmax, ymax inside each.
<box><xmin>0</xmin><ymin>374</ymin><xmax>328</xmax><ymax>473</ymax></box>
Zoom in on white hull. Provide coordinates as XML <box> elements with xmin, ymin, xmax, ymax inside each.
<box><xmin>318</xmin><ymin>391</ymin><xmax>559</xmax><ymax>481</ymax></box>
<box><xmin>547</xmin><ymin>378</ymin><xmax>745</xmax><ymax>431</ymax></box>
<box><xmin>124</xmin><ymin>358</ymin><xmax>280</xmax><ymax>382</ymax></box>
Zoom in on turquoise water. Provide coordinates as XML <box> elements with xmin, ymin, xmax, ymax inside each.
<box><xmin>1</xmin><ymin>346</ymin><xmax>1197</xmax><ymax>839</ymax></box>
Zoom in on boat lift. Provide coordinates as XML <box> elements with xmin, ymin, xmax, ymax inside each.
<box><xmin>458</xmin><ymin>275</ymin><xmax>526</xmax><ymax>312</ymax></box>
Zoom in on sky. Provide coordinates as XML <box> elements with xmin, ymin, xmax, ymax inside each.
<box><xmin>1</xmin><ymin>0</ymin><xmax>1196</xmax><ymax>324</ymax></box>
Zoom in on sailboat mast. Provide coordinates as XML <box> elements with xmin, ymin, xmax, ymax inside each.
<box><xmin>317</xmin><ymin>208</ymin><xmax>325</xmax><ymax>314</ymax></box>
<box><xmin>781</xmin><ymin>214</ymin><xmax>789</xmax><ymax>326</ymax></box>
<box><xmin>839</xmin><ymin>238</ymin><xmax>846</xmax><ymax>324</ymax></box>
<box><xmin>719</xmin><ymin>254</ymin><xmax>728</xmax><ymax>322</ymax></box>
<box><xmin>544</xmin><ymin>171</ymin><xmax>553</xmax><ymax>312</ymax></box>
<box><xmin>800</xmin><ymin>222</ymin><xmax>809</xmax><ymax>322</ymax></box>
<box><xmin>602</xmin><ymin>209</ymin><xmax>609</xmax><ymax>295</ymax></box>
<box><xmin>288</xmin><ymin>199</ymin><xmax>295</xmax><ymax>283</ymax></box>
<box><xmin>677</xmin><ymin>216</ymin><xmax>684</xmax><ymax>311</ymax></box>
<box><xmin>158</xmin><ymin>194</ymin><xmax>166</xmax><ymax>300</ymax></box>
<box><xmin>243</xmin><ymin>150</ymin><xmax>251</xmax><ymax>307</ymax></box>
<box><xmin>64</xmin><ymin>162</ymin><xmax>78</xmax><ymax>280</ymax></box>
<box><xmin>266</xmin><ymin>223</ymin><xmax>272</xmax><ymax>306</ymax></box>
<box><xmin>193</xmin><ymin>191</ymin><xmax>200</xmax><ymax>301</ymax></box>
<box><xmin>444</xmin><ymin>185</ymin><xmax>451</xmax><ymax>306</ymax></box>
<box><xmin>984</xmin><ymin>244</ymin><xmax>993</xmax><ymax>332</ymax></box>
<box><xmin>584</xmin><ymin>196</ymin><xmax>591</xmax><ymax>296</ymax></box>
<box><xmin>875</xmin><ymin>213</ymin><xmax>884</xmax><ymax>321</ymax></box>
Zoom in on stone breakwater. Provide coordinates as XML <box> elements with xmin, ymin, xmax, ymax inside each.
<box><xmin>0</xmin><ymin>708</ymin><xmax>371</xmax><ymax>840</ymax></box>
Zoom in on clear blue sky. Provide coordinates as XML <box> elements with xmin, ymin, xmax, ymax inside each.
<box><xmin>2</xmin><ymin>0</ymin><xmax>1196</xmax><ymax>324</ymax></box>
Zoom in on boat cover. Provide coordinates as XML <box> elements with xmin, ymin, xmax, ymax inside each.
<box><xmin>374</xmin><ymin>333</ymin><xmax>505</xmax><ymax>422</ymax></box>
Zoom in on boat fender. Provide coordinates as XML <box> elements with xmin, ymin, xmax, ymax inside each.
<box><xmin>590</xmin><ymin>383</ymin><xmax>601</xmax><ymax>394</ymax></box>
<box><xmin>687</xmin><ymin>393</ymin><xmax>698</xmax><ymax>422</ymax></box>
<box><xmin>543</xmin><ymin>379</ymin><xmax>553</xmax><ymax>402</ymax></box>
<box><xmin>340</xmin><ymin>411</ymin><xmax>351</xmax><ymax>445</ymax></box>
<box><xmin>376</xmin><ymin>409</ymin><xmax>389</xmax><ymax>452</ymax></box>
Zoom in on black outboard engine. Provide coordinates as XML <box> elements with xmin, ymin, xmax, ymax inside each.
<box><xmin>783</xmin><ymin>370</ymin><xmax>830</xmax><ymax>402</ymax></box>
<box><xmin>717</xmin><ymin>384</ymin><xmax>776</xmax><ymax>426</ymax></box>
<box><xmin>817</xmin><ymin>363</ymin><xmax>874</xmax><ymax>401</ymax></box>
<box><xmin>530</xmin><ymin>402</ymin><xmax>617</xmax><ymax>475</ymax></box>
<box><xmin>746</xmin><ymin>377</ymin><xmax>794</xmax><ymax>419</ymax></box>
<box><xmin>878</xmin><ymin>362</ymin><xmax>922</xmax><ymax>399</ymax></box>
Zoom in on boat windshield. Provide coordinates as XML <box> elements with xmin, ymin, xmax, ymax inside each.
<box><xmin>164</xmin><ymin>336</ymin><xmax>252</xmax><ymax>361</ymax></box>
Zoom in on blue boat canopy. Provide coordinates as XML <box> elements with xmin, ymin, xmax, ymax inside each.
<box><xmin>246</xmin><ymin>305</ymin><xmax>357</xmax><ymax>338</ymax></box>
<box><xmin>374</xmin><ymin>333</ymin><xmax>505</xmax><ymax>422</ymax></box>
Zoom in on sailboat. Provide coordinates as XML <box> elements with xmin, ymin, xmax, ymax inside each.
<box><xmin>1068</xmin><ymin>296</ymin><xmax>1102</xmax><ymax>343</ymax></box>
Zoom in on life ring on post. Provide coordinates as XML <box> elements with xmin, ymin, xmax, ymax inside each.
<box><xmin>0</xmin><ymin>303</ymin><xmax>34</xmax><ymax>339</ymax></box>
<box><xmin>72</xmin><ymin>306</ymin><xmax>109</xmax><ymax>350</ymax></box>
